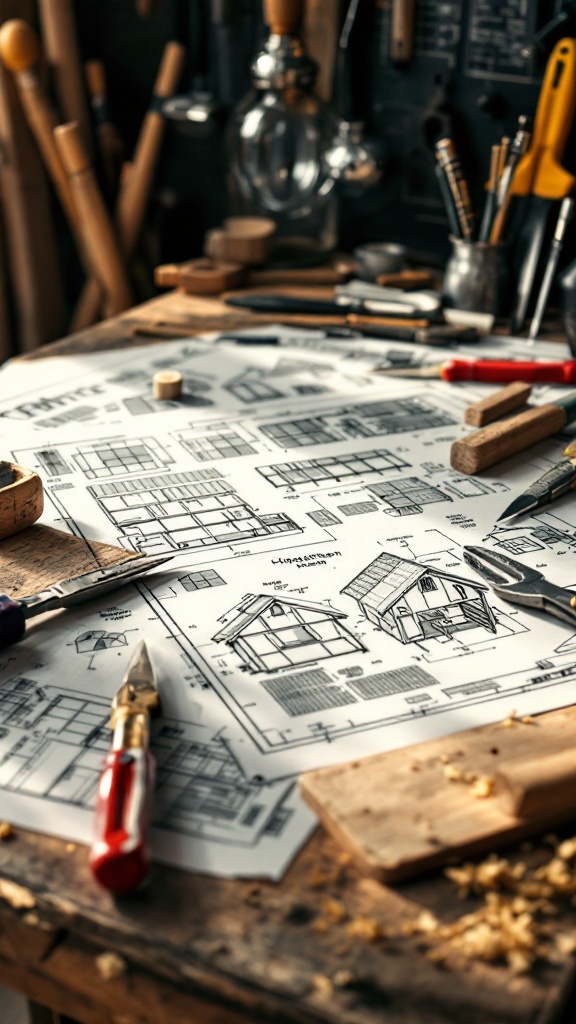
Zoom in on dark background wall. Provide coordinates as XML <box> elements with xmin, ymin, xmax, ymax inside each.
<box><xmin>73</xmin><ymin>0</ymin><xmax>576</xmax><ymax>272</ymax></box>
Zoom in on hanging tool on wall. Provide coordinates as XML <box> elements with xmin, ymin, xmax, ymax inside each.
<box><xmin>91</xmin><ymin>641</ymin><xmax>160</xmax><ymax>893</ymax></box>
<box><xmin>507</xmin><ymin>38</ymin><xmax>576</xmax><ymax>333</ymax></box>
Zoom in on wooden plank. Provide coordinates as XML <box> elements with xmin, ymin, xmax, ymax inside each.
<box><xmin>300</xmin><ymin>704</ymin><xmax>576</xmax><ymax>884</ymax></box>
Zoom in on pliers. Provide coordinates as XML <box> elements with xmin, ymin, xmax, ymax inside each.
<box><xmin>462</xmin><ymin>545</ymin><xmax>576</xmax><ymax>626</ymax></box>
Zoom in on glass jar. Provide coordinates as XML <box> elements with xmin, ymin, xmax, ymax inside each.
<box><xmin>226</xmin><ymin>1</ymin><xmax>339</xmax><ymax>263</ymax></box>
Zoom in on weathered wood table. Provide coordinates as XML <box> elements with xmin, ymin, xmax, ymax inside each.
<box><xmin>1</xmin><ymin>289</ymin><xmax>575</xmax><ymax>1024</ymax></box>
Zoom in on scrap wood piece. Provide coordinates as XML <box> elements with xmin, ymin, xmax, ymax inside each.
<box><xmin>0</xmin><ymin>523</ymin><xmax>137</xmax><ymax>598</ymax></box>
<box><xmin>299</xmin><ymin>704</ymin><xmax>576</xmax><ymax>884</ymax></box>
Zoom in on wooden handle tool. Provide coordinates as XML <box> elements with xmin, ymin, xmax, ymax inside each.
<box><xmin>464</xmin><ymin>381</ymin><xmax>532</xmax><ymax>427</ymax></box>
<box><xmin>77</xmin><ymin>40</ymin><xmax>185</xmax><ymax>324</ymax></box>
<box><xmin>391</xmin><ymin>0</ymin><xmax>415</xmax><ymax>63</ymax></box>
<box><xmin>0</xmin><ymin>53</ymin><xmax>64</xmax><ymax>350</ymax></box>
<box><xmin>0</xmin><ymin>462</ymin><xmax>43</xmax><ymax>540</ymax></box>
<box><xmin>54</xmin><ymin>122</ymin><xmax>133</xmax><ymax>316</ymax></box>
<box><xmin>0</xmin><ymin>20</ymin><xmax>105</xmax><ymax>315</ymax></box>
<box><xmin>263</xmin><ymin>0</ymin><xmax>303</xmax><ymax>35</ymax></box>
<box><xmin>451</xmin><ymin>398</ymin><xmax>574</xmax><ymax>475</ymax></box>
<box><xmin>37</xmin><ymin>0</ymin><xmax>93</xmax><ymax>159</ymax></box>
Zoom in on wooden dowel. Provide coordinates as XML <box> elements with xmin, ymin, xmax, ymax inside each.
<box><xmin>37</xmin><ymin>0</ymin><xmax>93</xmax><ymax>158</ymax></box>
<box><xmin>450</xmin><ymin>404</ymin><xmax>568</xmax><ymax>475</ymax></box>
<box><xmin>116</xmin><ymin>41</ymin><xmax>184</xmax><ymax>257</ymax></box>
<box><xmin>495</xmin><ymin>749</ymin><xmax>576</xmax><ymax>818</ymax></box>
<box><xmin>0</xmin><ymin>58</ymin><xmax>64</xmax><ymax>350</ymax></box>
<box><xmin>0</xmin><ymin>21</ymin><xmax>101</xmax><ymax>294</ymax></box>
<box><xmin>464</xmin><ymin>381</ymin><xmax>532</xmax><ymax>427</ymax></box>
<box><xmin>391</xmin><ymin>0</ymin><xmax>415</xmax><ymax>62</ymax></box>
<box><xmin>76</xmin><ymin>40</ymin><xmax>185</xmax><ymax>324</ymax></box>
<box><xmin>54</xmin><ymin>122</ymin><xmax>133</xmax><ymax>317</ymax></box>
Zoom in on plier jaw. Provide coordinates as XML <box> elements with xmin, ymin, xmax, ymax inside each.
<box><xmin>463</xmin><ymin>545</ymin><xmax>576</xmax><ymax>626</ymax></box>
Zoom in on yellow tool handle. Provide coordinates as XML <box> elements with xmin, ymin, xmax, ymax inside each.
<box><xmin>512</xmin><ymin>37</ymin><xmax>576</xmax><ymax>199</ymax></box>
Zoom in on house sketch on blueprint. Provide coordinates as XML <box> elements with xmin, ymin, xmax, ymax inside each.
<box><xmin>342</xmin><ymin>552</ymin><xmax>497</xmax><ymax>644</ymax></box>
<box><xmin>213</xmin><ymin>594</ymin><xmax>366</xmax><ymax>673</ymax></box>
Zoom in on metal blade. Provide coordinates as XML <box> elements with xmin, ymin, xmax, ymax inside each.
<box><xmin>121</xmin><ymin>640</ymin><xmax>156</xmax><ymax>690</ymax></box>
<box><xmin>372</xmin><ymin>364</ymin><xmax>442</xmax><ymax>377</ymax></box>
<box><xmin>21</xmin><ymin>554</ymin><xmax>173</xmax><ymax>617</ymax></box>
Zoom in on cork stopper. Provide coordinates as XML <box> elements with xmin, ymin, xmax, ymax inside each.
<box><xmin>0</xmin><ymin>19</ymin><xmax>40</xmax><ymax>73</ymax></box>
<box><xmin>153</xmin><ymin>370</ymin><xmax>183</xmax><ymax>400</ymax></box>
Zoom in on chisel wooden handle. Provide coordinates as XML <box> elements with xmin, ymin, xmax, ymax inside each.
<box><xmin>116</xmin><ymin>41</ymin><xmax>184</xmax><ymax>257</ymax></box>
<box><xmin>450</xmin><ymin>403</ymin><xmax>567</xmax><ymax>474</ymax></box>
<box><xmin>263</xmin><ymin>0</ymin><xmax>304</xmax><ymax>35</ymax></box>
<box><xmin>54</xmin><ymin>122</ymin><xmax>133</xmax><ymax>317</ymax></box>
<box><xmin>391</xmin><ymin>0</ymin><xmax>415</xmax><ymax>63</ymax></box>
<box><xmin>37</xmin><ymin>0</ymin><xmax>93</xmax><ymax>159</ymax></box>
<box><xmin>496</xmin><ymin>749</ymin><xmax>576</xmax><ymax>818</ymax></box>
<box><xmin>77</xmin><ymin>41</ymin><xmax>184</xmax><ymax>324</ymax></box>
<box><xmin>0</xmin><ymin>20</ymin><xmax>103</xmax><ymax>303</ymax></box>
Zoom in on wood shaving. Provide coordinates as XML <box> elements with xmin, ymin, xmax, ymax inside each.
<box><xmin>95</xmin><ymin>951</ymin><xmax>127</xmax><ymax>981</ymax></box>
<box><xmin>333</xmin><ymin>968</ymin><xmax>355</xmax><ymax>987</ymax></box>
<box><xmin>321</xmin><ymin>897</ymin><xmax>347</xmax><ymax>922</ymax></box>
<box><xmin>345</xmin><ymin>915</ymin><xmax>383</xmax><ymax>942</ymax></box>
<box><xmin>433</xmin><ymin>835</ymin><xmax>576</xmax><ymax>973</ymax></box>
<box><xmin>469</xmin><ymin>776</ymin><xmax>495</xmax><ymax>799</ymax></box>
<box><xmin>311</xmin><ymin>973</ymin><xmax>333</xmax><ymax>999</ymax></box>
<box><xmin>0</xmin><ymin>822</ymin><xmax>13</xmax><ymax>840</ymax></box>
<box><xmin>444</xmin><ymin>764</ymin><xmax>463</xmax><ymax>781</ymax></box>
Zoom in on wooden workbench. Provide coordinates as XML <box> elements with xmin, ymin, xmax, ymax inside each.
<box><xmin>2</xmin><ymin>288</ymin><xmax>576</xmax><ymax>1024</ymax></box>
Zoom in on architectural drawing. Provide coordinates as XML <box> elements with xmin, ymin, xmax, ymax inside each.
<box><xmin>88</xmin><ymin>468</ymin><xmax>301</xmax><ymax>554</ymax></box>
<box><xmin>258</xmin><ymin>448</ymin><xmax>409</xmax><ymax>488</ymax></box>
<box><xmin>225</xmin><ymin>369</ymin><xmax>286</xmax><ymax>403</ymax></box>
<box><xmin>259</xmin><ymin>396</ymin><xmax>456</xmax><ymax>449</ymax></box>
<box><xmin>307</xmin><ymin>510</ymin><xmax>342</xmax><ymax>526</ymax></box>
<box><xmin>0</xmin><ymin>674</ymin><xmax>309</xmax><ymax>871</ymax></box>
<box><xmin>338</xmin><ymin>502</ymin><xmax>379</xmax><ymax>516</ymax></box>
<box><xmin>74</xmin><ymin>630</ymin><xmax>128</xmax><ymax>653</ymax></box>
<box><xmin>342</xmin><ymin>551</ymin><xmax>497</xmax><ymax>643</ymax></box>
<box><xmin>213</xmin><ymin>594</ymin><xmax>366</xmax><ymax>673</ymax></box>
<box><xmin>180</xmin><ymin>569</ymin><xmax>226</xmax><ymax>591</ymax></box>
<box><xmin>367</xmin><ymin>477</ymin><xmax>452</xmax><ymax>516</ymax></box>
<box><xmin>73</xmin><ymin>438</ymin><xmax>174</xmax><ymax>478</ymax></box>
<box><xmin>35</xmin><ymin>448</ymin><xmax>72</xmax><ymax>477</ymax></box>
<box><xmin>177</xmin><ymin>428</ymin><xmax>257</xmax><ymax>462</ymax></box>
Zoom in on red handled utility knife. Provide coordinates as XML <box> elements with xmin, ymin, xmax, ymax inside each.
<box><xmin>90</xmin><ymin>641</ymin><xmax>160</xmax><ymax>894</ymax></box>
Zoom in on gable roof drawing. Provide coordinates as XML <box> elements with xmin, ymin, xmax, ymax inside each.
<box><xmin>342</xmin><ymin>553</ymin><xmax>488</xmax><ymax>616</ymax></box>
<box><xmin>214</xmin><ymin>594</ymin><xmax>347</xmax><ymax>643</ymax></box>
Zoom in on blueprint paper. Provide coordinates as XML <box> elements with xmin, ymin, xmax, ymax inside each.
<box><xmin>2</xmin><ymin>330</ymin><xmax>576</xmax><ymax>878</ymax></box>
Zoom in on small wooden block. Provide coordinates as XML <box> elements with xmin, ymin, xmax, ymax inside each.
<box><xmin>299</xmin><ymin>704</ymin><xmax>576</xmax><ymax>883</ymax></box>
<box><xmin>154</xmin><ymin>259</ymin><xmax>246</xmax><ymax>295</ymax></box>
<box><xmin>153</xmin><ymin>370</ymin><xmax>182</xmax><ymax>400</ymax></box>
<box><xmin>464</xmin><ymin>381</ymin><xmax>532</xmax><ymax>427</ymax></box>
<box><xmin>495</xmin><ymin>749</ymin><xmax>576</xmax><ymax>818</ymax></box>
<box><xmin>0</xmin><ymin>462</ymin><xmax>43</xmax><ymax>540</ymax></box>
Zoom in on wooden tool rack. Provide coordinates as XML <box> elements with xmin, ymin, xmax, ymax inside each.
<box><xmin>2</xmin><ymin>286</ymin><xmax>576</xmax><ymax>1024</ymax></box>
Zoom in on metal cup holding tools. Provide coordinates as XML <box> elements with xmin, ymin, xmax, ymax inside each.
<box><xmin>442</xmin><ymin>237</ymin><xmax>511</xmax><ymax>316</ymax></box>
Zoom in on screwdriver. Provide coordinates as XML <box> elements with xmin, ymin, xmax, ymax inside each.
<box><xmin>372</xmin><ymin>358</ymin><xmax>576</xmax><ymax>384</ymax></box>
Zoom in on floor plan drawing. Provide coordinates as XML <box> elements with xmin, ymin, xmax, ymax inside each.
<box><xmin>177</xmin><ymin>428</ymin><xmax>258</xmax><ymax>462</ymax></box>
<box><xmin>366</xmin><ymin>477</ymin><xmax>452</xmax><ymax>516</ymax></box>
<box><xmin>72</xmin><ymin>438</ymin><xmax>174</xmax><ymax>479</ymax></box>
<box><xmin>180</xmin><ymin>569</ymin><xmax>226</xmax><ymax>591</ymax></box>
<box><xmin>259</xmin><ymin>396</ymin><xmax>457</xmax><ymax>450</ymax></box>
<box><xmin>258</xmin><ymin>448</ymin><xmax>409</xmax><ymax>489</ymax></box>
<box><xmin>213</xmin><ymin>594</ymin><xmax>366</xmax><ymax>673</ymax></box>
<box><xmin>0</xmin><ymin>672</ymin><xmax>312</xmax><ymax>877</ymax></box>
